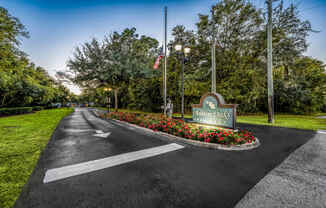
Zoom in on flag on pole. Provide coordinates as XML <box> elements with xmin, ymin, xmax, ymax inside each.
<box><xmin>153</xmin><ymin>46</ymin><xmax>164</xmax><ymax>69</ymax></box>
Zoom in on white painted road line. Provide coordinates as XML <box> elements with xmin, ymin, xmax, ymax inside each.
<box><xmin>93</xmin><ymin>132</ymin><xmax>111</xmax><ymax>138</ymax></box>
<box><xmin>62</xmin><ymin>128</ymin><xmax>94</xmax><ymax>133</ymax></box>
<box><xmin>43</xmin><ymin>143</ymin><xmax>184</xmax><ymax>183</ymax></box>
<box><xmin>317</xmin><ymin>130</ymin><xmax>326</xmax><ymax>134</ymax></box>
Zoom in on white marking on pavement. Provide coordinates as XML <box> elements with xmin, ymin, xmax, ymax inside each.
<box><xmin>62</xmin><ymin>128</ymin><xmax>94</xmax><ymax>133</ymax></box>
<box><xmin>95</xmin><ymin>130</ymin><xmax>104</xmax><ymax>134</ymax></box>
<box><xmin>317</xmin><ymin>130</ymin><xmax>326</xmax><ymax>134</ymax></box>
<box><xmin>93</xmin><ymin>132</ymin><xmax>111</xmax><ymax>138</ymax></box>
<box><xmin>43</xmin><ymin>143</ymin><xmax>184</xmax><ymax>183</ymax></box>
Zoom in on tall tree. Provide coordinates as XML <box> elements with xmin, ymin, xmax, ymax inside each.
<box><xmin>67</xmin><ymin>28</ymin><xmax>160</xmax><ymax>110</ymax></box>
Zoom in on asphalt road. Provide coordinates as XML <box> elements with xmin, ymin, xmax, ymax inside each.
<box><xmin>14</xmin><ymin>108</ymin><xmax>315</xmax><ymax>208</ymax></box>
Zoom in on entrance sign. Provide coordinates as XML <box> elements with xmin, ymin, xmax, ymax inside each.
<box><xmin>192</xmin><ymin>92</ymin><xmax>237</xmax><ymax>129</ymax></box>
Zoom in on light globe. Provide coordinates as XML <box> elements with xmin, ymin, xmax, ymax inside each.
<box><xmin>174</xmin><ymin>44</ymin><xmax>182</xmax><ymax>52</ymax></box>
<box><xmin>184</xmin><ymin>47</ymin><xmax>191</xmax><ymax>54</ymax></box>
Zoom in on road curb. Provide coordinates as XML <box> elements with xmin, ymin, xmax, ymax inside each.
<box><xmin>111</xmin><ymin>119</ymin><xmax>260</xmax><ymax>151</ymax></box>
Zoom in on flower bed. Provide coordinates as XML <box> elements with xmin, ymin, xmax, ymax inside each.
<box><xmin>100</xmin><ymin>112</ymin><xmax>257</xmax><ymax>146</ymax></box>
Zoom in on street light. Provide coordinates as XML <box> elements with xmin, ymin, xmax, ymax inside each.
<box><xmin>174</xmin><ymin>43</ymin><xmax>191</xmax><ymax>120</ymax></box>
<box><xmin>104</xmin><ymin>87</ymin><xmax>112</xmax><ymax>112</ymax></box>
<box><xmin>184</xmin><ymin>47</ymin><xmax>191</xmax><ymax>54</ymax></box>
<box><xmin>174</xmin><ymin>44</ymin><xmax>182</xmax><ymax>52</ymax></box>
<box><xmin>66</xmin><ymin>96</ymin><xmax>70</xmax><ymax>108</ymax></box>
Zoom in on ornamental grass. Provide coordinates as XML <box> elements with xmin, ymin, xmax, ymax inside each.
<box><xmin>101</xmin><ymin>112</ymin><xmax>256</xmax><ymax>145</ymax></box>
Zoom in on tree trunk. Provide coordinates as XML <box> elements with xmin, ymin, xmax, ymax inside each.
<box><xmin>284</xmin><ymin>65</ymin><xmax>289</xmax><ymax>80</ymax></box>
<box><xmin>114</xmin><ymin>89</ymin><xmax>118</xmax><ymax>112</ymax></box>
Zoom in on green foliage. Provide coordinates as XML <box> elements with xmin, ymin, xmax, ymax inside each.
<box><xmin>0</xmin><ymin>7</ymin><xmax>29</xmax><ymax>47</ymax></box>
<box><xmin>72</xmin><ymin>0</ymin><xmax>325</xmax><ymax>115</ymax></box>
<box><xmin>0</xmin><ymin>7</ymin><xmax>72</xmax><ymax>108</ymax></box>
<box><xmin>274</xmin><ymin>57</ymin><xmax>326</xmax><ymax>114</ymax></box>
<box><xmin>0</xmin><ymin>107</ymin><xmax>32</xmax><ymax>116</ymax></box>
<box><xmin>127</xmin><ymin>78</ymin><xmax>162</xmax><ymax>112</ymax></box>
<box><xmin>32</xmin><ymin>106</ymin><xmax>43</xmax><ymax>111</ymax></box>
<box><xmin>68</xmin><ymin>27</ymin><xmax>160</xmax><ymax>88</ymax></box>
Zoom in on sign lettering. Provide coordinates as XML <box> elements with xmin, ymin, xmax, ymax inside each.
<box><xmin>192</xmin><ymin>93</ymin><xmax>237</xmax><ymax>129</ymax></box>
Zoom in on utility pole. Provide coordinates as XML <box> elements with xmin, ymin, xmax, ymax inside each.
<box><xmin>211</xmin><ymin>16</ymin><xmax>216</xmax><ymax>93</ymax></box>
<box><xmin>211</xmin><ymin>35</ymin><xmax>216</xmax><ymax>93</ymax></box>
<box><xmin>164</xmin><ymin>6</ymin><xmax>167</xmax><ymax>115</ymax></box>
<box><xmin>181</xmin><ymin>56</ymin><xmax>185</xmax><ymax>120</ymax></box>
<box><xmin>267</xmin><ymin>0</ymin><xmax>274</xmax><ymax>123</ymax></box>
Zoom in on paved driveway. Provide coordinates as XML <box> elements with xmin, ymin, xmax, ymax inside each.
<box><xmin>14</xmin><ymin>108</ymin><xmax>314</xmax><ymax>208</ymax></box>
<box><xmin>235</xmin><ymin>131</ymin><xmax>326</xmax><ymax>208</ymax></box>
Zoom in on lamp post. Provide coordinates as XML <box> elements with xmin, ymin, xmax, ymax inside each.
<box><xmin>104</xmin><ymin>87</ymin><xmax>112</xmax><ymax>112</ymax></box>
<box><xmin>66</xmin><ymin>96</ymin><xmax>70</xmax><ymax>108</ymax></box>
<box><xmin>175</xmin><ymin>44</ymin><xmax>191</xmax><ymax>120</ymax></box>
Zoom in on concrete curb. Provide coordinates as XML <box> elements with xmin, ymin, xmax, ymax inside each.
<box><xmin>111</xmin><ymin>119</ymin><xmax>260</xmax><ymax>151</ymax></box>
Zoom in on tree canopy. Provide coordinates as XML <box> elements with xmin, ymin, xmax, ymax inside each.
<box><xmin>0</xmin><ymin>7</ymin><xmax>73</xmax><ymax>108</ymax></box>
<box><xmin>69</xmin><ymin>0</ymin><xmax>326</xmax><ymax>114</ymax></box>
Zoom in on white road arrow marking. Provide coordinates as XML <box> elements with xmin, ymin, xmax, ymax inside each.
<box><xmin>93</xmin><ymin>132</ymin><xmax>111</xmax><ymax>138</ymax></box>
<box><xmin>43</xmin><ymin>143</ymin><xmax>184</xmax><ymax>183</ymax></box>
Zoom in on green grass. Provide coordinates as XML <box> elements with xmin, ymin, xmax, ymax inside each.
<box><xmin>237</xmin><ymin>114</ymin><xmax>326</xmax><ymax>131</ymax></box>
<box><xmin>100</xmin><ymin>108</ymin><xmax>326</xmax><ymax>131</ymax></box>
<box><xmin>0</xmin><ymin>108</ymin><xmax>73</xmax><ymax>208</ymax></box>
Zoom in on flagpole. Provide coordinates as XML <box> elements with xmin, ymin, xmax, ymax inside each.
<box><xmin>164</xmin><ymin>6</ymin><xmax>167</xmax><ymax>115</ymax></box>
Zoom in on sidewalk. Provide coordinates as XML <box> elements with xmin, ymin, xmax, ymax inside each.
<box><xmin>235</xmin><ymin>131</ymin><xmax>326</xmax><ymax>208</ymax></box>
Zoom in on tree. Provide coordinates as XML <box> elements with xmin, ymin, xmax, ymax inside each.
<box><xmin>66</xmin><ymin>1</ymin><xmax>325</xmax><ymax>115</ymax></box>
<box><xmin>67</xmin><ymin>28</ymin><xmax>160</xmax><ymax>110</ymax></box>
<box><xmin>271</xmin><ymin>1</ymin><xmax>315</xmax><ymax>79</ymax></box>
<box><xmin>0</xmin><ymin>7</ymin><xmax>29</xmax><ymax>47</ymax></box>
<box><xmin>0</xmin><ymin>7</ymin><xmax>72</xmax><ymax>107</ymax></box>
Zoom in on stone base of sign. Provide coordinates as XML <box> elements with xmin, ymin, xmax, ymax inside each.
<box><xmin>187</xmin><ymin>121</ymin><xmax>240</xmax><ymax>132</ymax></box>
<box><xmin>111</xmin><ymin>119</ymin><xmax>260</xmax><ymax>151</ymax></box>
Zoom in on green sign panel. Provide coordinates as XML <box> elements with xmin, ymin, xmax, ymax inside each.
<box><xmin>192</xmin><ymin>93</ymin><xmax>237</xmax><ymax>129</ymax></box>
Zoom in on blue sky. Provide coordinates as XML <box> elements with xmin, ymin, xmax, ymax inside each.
<box><xmin>2</xmin><ymin>0</ymin><xmax>326</xmax><ymax>94</ymax></box>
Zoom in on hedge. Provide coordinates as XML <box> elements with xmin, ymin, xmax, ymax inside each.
<box><xmin>32</xmin><ymin>106</ymin><xmax>44</xmax><ymax>111</ymax></box>
<box><xmin>0</xmin><ymin>107</ymin><xmax>33</xmax><ymax>116</ymax></box>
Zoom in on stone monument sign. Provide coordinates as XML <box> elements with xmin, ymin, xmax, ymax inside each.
<box><xmin>192</xmin><ymin>92</ymin><xmax>237</xmax><ymax>129</ymax></box>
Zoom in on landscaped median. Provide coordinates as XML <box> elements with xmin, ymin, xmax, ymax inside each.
<box><xmin>99</xmin><ymin>112</ymin><xmax>260</xmax><ymax>150</ymax></box>
<box><xmin>99</xmin><ymin>108</ymin><xmax>326</xmax><ymax>131</ymax></box>
<box><xmin>0</xmin><ymin>108</ymin><xmax>73</xmax><ymax>208</ymax></box>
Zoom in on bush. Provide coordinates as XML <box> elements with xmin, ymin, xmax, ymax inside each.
<box><xmin>32</xmin><ymin>106</ymin><xmax>43</xmax><ymax>111</ymax></box>
<box><xmin>0</xmin><ymin>107</ymin><xmax>33</xmax><ymax>116</ymax></box>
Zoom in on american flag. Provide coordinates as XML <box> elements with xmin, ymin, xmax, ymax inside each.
<box><xmin>153</xmin><ymin>46</ymin><xmax>164</xmax><ymax>69</ymax></box>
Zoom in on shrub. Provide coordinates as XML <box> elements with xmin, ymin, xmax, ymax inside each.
<box><xmin>0</xmin><ymin>107</ymin><xmax>33</xmax><ymax>116</ymax></box>
<box><xmin>32</xmin><ymin>106</ymin><xmax>43</xmax><ymax>111</ymax></box>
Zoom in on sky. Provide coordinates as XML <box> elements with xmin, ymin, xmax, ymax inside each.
<box><xmin>2</xmin><ymin>0</ymin><xmax>326</xmax><ymax>95</ymax></box>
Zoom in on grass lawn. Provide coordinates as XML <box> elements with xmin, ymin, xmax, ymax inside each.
<box><xmin>0</xmin><ymin>108</ymin><xmax>73</xmax><ymax>208</ymax></box>
<box><xmin>98</xmin><ymin>108</ymin><xmax>326</xmax><ymax>131</ymax></box>
<box><xmin>237</xmin><ymin>114</ymin><xmax>326</xmax><ymax>131</ymax></box>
